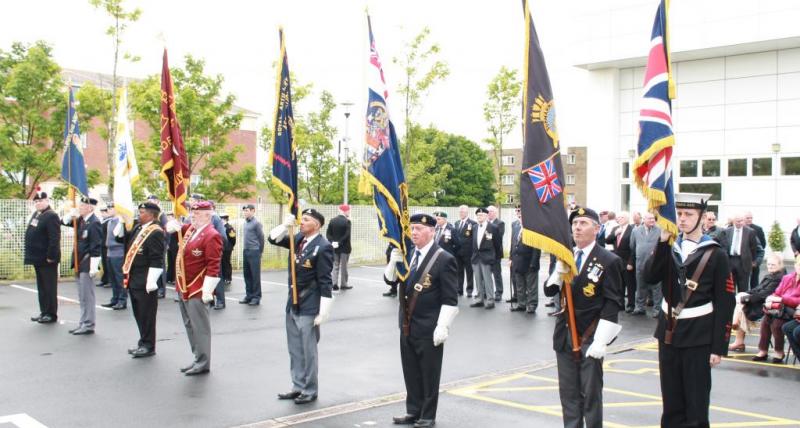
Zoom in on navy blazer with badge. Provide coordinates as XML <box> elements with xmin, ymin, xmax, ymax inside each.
<box><xmin>454</xmin><ymin>218</ymin><xmax>477</xmax><ymax>259</ymax></box>
<box><xmin>399</xmin><ymin>243</ymin><xmax>458</xmax><ymax>339</ymax></box>
<box><xmin>118</xmin><ymin>221</ymin><xmax>165</xmax><ymax>290</ymax></box>
<box><xmin>24</xmin><ymin>206</ymin><xmax>61</xmax><ymax>266</ymax></box>
<box><xmin>435</xmin><ymin>223</ymin><xmax>459</xmax><ymax>257</ymax></box>
<box><xmin>64</xmin><ymin>213</ymin><xmax>103</xmax><ymax>272</ymax></box>
<box><xmin>471</xmin><ymin>221</ymin><xmax>502</xmax><ymax>265</ymax></box>
<box><xmin>545</xmin><ymin>244</ymin><xmax>624</xmax><ymax>352</ymax></box>
<box><xmin>491</xmin><ymin>218</ymin><xmax>505</xmax><ymax>260</ymax></box>
<box><xmin>269</xmin><ymin>232</ymin><xmax>334</xmax><ymax>316</ymax></box>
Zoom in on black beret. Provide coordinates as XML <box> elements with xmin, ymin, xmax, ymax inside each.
<box><xmin>475</xmin><ymin>207</ymin><xmax>489</xmax><ymax>214</ymax></box>
<box><xmin>410</xmin><ymin>213</ymin><xmax>436</xmax><ymax>227</ymax></box>
<box><xmin>138</xmin><ymin>202</ymin><xmax>161</xmax><ymax>213</ymax></box>
<box><xmin>220</xmin><ymin>214</ymin><xmax>229</xmax><ymax>219</ymax></box>
<box><xmin>81</xmin><ymin>197</ymin><xmax>98</xmax><ymax>206</ymax></box>
<box><xmin>569</xmin><ymin>207</ymin><xmax>600</xmax><ymax>224</ymax></box>
<box><xmin>242</xmin><ymin>203</ymin><xmax>256</xmax><ymax>210</ymax></box>
<box><xmin>33</xmin><ymin>191</ymin><xmax>48</xmax><ymax>200</ymax></box>
<box><xmin>302</xmin><ymin>208</ymin><xmax>325</xmax><ymax>227</ymax></box>
<box><xmin>432</xmin><ymin>210</ymin><xmax>447</xmax><ymax>218</ymax></box>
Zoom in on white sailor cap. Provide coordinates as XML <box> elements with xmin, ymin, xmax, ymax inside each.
<box><xmin>674</xmin><ymin>193</ymin><xmax>711</xmax><ymax>210</ymax></box>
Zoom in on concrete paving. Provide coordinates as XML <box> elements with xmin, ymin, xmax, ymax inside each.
<box><xmin>1</xmin><ymin>264</ymin><xmax>797</xmax><ymax>428</ymax></box>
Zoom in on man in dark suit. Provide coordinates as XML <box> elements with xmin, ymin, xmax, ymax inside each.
<box><xmin>702</xmin><ymin>211</ymin><xmax>728</xmax><ymax>249</ymax></box>
<box><xmin>470</xmin><ymin>207</ymin><xmax>502</xmax><ymax>309</ymax></box>
<box><xmin>725</xmin><ymin>214</ymin><xmax>764</xmax><ymax>293</ymax></box>
<box><xmin>98</xmin><ymin>206</ymin><xmax>111</xmax><ymax>287</ymax></box>
<box><xmin>487</xmin><ymin>205</ymin><xmax>505</xmax><ymax>301</ymax></box>
<box><xmin>116</xmin><ymin>203</ymin><xmax>165</xmax><ymax>358</ymax></box>
<box><xmin>744</xmin><ymin>211</ymin><xmax>766</xmax><ymax>289</ymax></box>
<box><xmin>388</xmin><ymin>213</ymin><xmax>458</xmax><ymax>428</ymax></box>
<box><xmin>596</xmin><ymin>210</ymin><xmax>610</xmax><ymax>247</ymax></box>
<box><xmin>510</xmin><ymin>207</ymin><xmax>540</xmax><ymax>313</ymax></box>
<box><xmin>433</xmin><ymin>211</ymin><xmax>458</xmax><ymax>257</ymax></box>
<box><xmin>606</xmin><ymin>211</ymin><xmax>636</xmax><ymax>313</ymax></box>
<box><xmin>453</xmin><ymin>205</ymin><xmax>476</xmax><ymax>297</ymax></box>
<box><xmin>544</xmin><ymin>207</ymin><xmax>624</xmax><ymax>428</ymax></box>
<box><xmin>326</xmin><ymin>204</ymin><xmax>353</xmax><ymax>290</ymax></box>
<box><xmin>220</xmin><ymin>214</ymin><xmax>236</xmax><ymax>286</ymax></box>
<box><xmin>62</xmin><ymin>197</ymin><xmax>103</xmax><ymax>335</ymax></box>
<box><xmin>25</xmin><ymin>191</ymin><xmax>61</xmax><ymax>324</ymax></box>
<box><xmin>269</xmin><ymin>208</ymin><xmax>334</xmax><ymax>405</ymax></box>
<box><xmin>792</xmin><ymin>217</ymin><xmax>800</xmax><ymax>256</ymax></box>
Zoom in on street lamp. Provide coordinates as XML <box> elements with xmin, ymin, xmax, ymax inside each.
<box><xmin>341</xmin><ymin>102</ymin><xmax>354</xmax><ymax>205</ymax></box>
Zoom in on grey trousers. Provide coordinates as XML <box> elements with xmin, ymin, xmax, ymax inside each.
<box><xmin>332</xmin><ymin>253</ymin><xmax>350</xmax><ymax>287</ymax></box>
<box><xmin>77</xmin><ymin>272</ymin><xmax>96</xmax><ymax>329</ymax></box>
<box><xmin>556</xmin><ymin>350</ymin><xmax>604</xmax><ymax>428</ymax></box>
<box><xmin>472</xmin><ymin>263</ymin><xmax>494</xmax><ymax>303</ymax></box>
<box><xmin>635</xmin><ymin>268</ymin><xmax>663</xmax><ymax>312</ymax></box>
<box><xmin>514</xmin><ymin>270</ymin><xmax>539</xmax><ymax>309</ymax></box>
<box><xmin>179</xmin><ymin>298</ymin><xmax>211</xmax><ymax>370</ymax></box>
<box><xmin>286</xmin><ymin>312</ymin><xmax>320</xmax><ymax>396</ymax></box>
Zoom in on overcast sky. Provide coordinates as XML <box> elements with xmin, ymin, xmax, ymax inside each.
<box><xmin>2</xmin><ymin>0</ymin><xmax>635</xmax><ymax>154</ymax></box>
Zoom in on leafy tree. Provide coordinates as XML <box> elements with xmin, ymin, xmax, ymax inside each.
<box><xmin>483</xmin><ymin>66</ymin><xmax>521</xmax><ymax>206</ymax></box>
<box><xmin>0</xmin><ymin>41</ymin><xmax>66</xmax><ymax>198</ymax></box>
<box><xmin>768</xmin><ymin>221</ymin><xmax>786</xmax><ymax>253</ymax></box>
<box><xmin>128</xmin><ymin>55</ymin><xmax>253</xmax><ymax>202</ymax></box>
<box><xmin>296</xmin><ymin>90</ymin><xmax>338</xmax><ymax>203</ymax></box>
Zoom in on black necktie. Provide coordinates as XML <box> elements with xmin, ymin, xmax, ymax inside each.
<box><xmin>409</xmin><ymin>250</ymin><xmax>421</xmax><ymax>280</ymax></box>
<box><xmin>297</xmin><ymin>239</ymin><xmax>307</xmax><ymax>255</ymax></box>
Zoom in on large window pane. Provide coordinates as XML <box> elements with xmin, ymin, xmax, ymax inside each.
<box><xmin>679</xmin><ymin>183</ymin><xmax>721</xmax><ymax>201</ymax></box>
<box><xmin>751</xmin><ymin>158</ymin><xmax>772</xmax><ymax>176</ymax></box>
<box><xmin>702</xmin><ymin>159</ymin><xmax>720</xmax><ymax>177</ymax></box>
<box><xmin>728</xmin><ymin>158</ymin><xmax>747</xmax><ymax>176</ymax></box>
<box><xmin>781</xmin><ymin>157</ymin><xmax>800</xmax><ymax>176</ymax></box>
<box><xmin>621</xmin><ymin>184</ymin><xmax>630</xmax><ymax>211</ymax></box>
<box><xmin>621</xmin><ymin>161</ymin><xmax>630</xmax><ymax>179</ymax></box>
<box><xmin>680</xmin><ymin>160</ymin><xmax>698</xmax><ymax>177</ymax></box>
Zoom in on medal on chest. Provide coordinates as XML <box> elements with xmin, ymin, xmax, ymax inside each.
<box><xmin>585</xmin><ymin>258</ymin><xmax>603</xmax><ymax>282</ymax></box>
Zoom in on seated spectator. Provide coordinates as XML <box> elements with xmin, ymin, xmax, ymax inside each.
<box><xmin>752</xmin><ymin>255</ymin><xmax>800</xmax><ymax>363</ymax></box>
<box><xmin>729</xmin><ymin>253</ymin><xmax>786</xmax><ymax>351</ymax></box>
<box><xmin>782</xmin><ymin>311</ymin><xmax>800</xmax><ymax>364</ymax></box>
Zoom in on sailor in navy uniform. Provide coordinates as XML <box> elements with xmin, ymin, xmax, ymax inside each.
<box><xmin>544</xmin><ymin>207</ymin><xmax>624</xmax><ymax>428</ymax></box>
<box><xmin>644</xmin><ymin>193</ymin><xmax>735</xmax><ymax>428</ymax></box>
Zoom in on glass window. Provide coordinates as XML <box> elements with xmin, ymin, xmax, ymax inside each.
<box><xmin>728</xmin><ymin>158</ymin><xmax>746</xmax><ymax>176</ymax></box>
<box><xmin>566</xmin><ymin>174</ymin><xmax>576</xmax><ymax>185</ymax></box>
<box><xmin>701</xmin><ymin>159</ymin><xmax>720</xmax><ymax>177</ymax></box>
<box><xmin>566</xmin><ymin>193</ymin><xmax>576</xmax><ymax>204</ymax></box>
<box><xmin>621</xmin><ymin>184</ymin><xmax>630</xmax><ymax>211</ymax></box>
<box><xmin>621</xmin><ymin>161</ymin><xmax>630</xmax><ymax>179</ymax></box>
<box><xmin>505</xmin><ymin>193</ymin><xmax>515</xmax><ymax>204</ymax></box>
<box><xmin>502</xmin><ymin>155</ymin><xmax>515</xmax><ymax>166</ymax></box>
<box><xmin>680</xmin><ymin>160</ymin><xmax>698</xmax><ymax>177</ymax></box>
<box><xmin>751</xmin><ymin>158</ymin><xmax>772</xmax><ymax>176</ymax></box>
<box><xmin>501</xmin><ymin>175</ymin><xmax>515</xmax><ymax>185</ymax></box>
<box><xmin>568</xmin><ymin>154</ymin><xmax>577</xmax><ymax>165</ymax></box>
<box><xmin>679</xmin><ymin>183</ymin><xmax>721</xmax><ymax>201</ymax></box>
<box><xmin>781</xmin><ymin>157</ymin><xmax>800</xmax><ymax>176</ymax></box>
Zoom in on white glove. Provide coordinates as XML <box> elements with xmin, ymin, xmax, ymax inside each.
<box><xmin>269</xmin><ymin>224</ymin><xmax>288</xmax><ymax>241</ymax></box>
<box><xmin>586</xmin><ymin>319</ymin><xmax>622</xmax><ymax>360</ymax></box>
<box><xmin>283</xmin><ymin>214</ymin><xmax>296</xmax><ymax>228</ymax></box>
<box><xmin>146</xmin><ymin>268</ymin><xmax>163</xmax><ymax>293</ymax></box>
<box><xmin>165</xmin><ymin>218</ymin><xmax>182</xmax><ymax>233</ymax></box>
<box><xmin>314</xmin><ymin>296</ymin><xmax>334</xmax><ymax>326</ymax></box>
<box><xmin>201</xmin><ymin>276</ymin><xmax>219</xmax><ymax>304</ymax></box>
<box><xmin>433</xmin><ymin>305</ymin><xmax>459</xmax><ymax>346</ymax></box>
<box><xmin>331</xmin><ymin>241</ymin><xmax>339</xmax><ymax>249</ymax></box>
<box><xmin>556</xmin><ymin>260</ymin><xmax>569</xmax><ymax>274</ymax></box>
<box><xmin>89</xmin><ymin>256</ymin><xmax>101</xmax><ymax>277</ymax></box>
<box><xmin>383</xmin><ymin>248</ymin><xmax>404</xmax><ymax>282</ymax></box>
<box><xmin>63</xmin><ymin>208</ymin><xmax>78</xmax><ymax>223</ymax></box>
<box><xmin>113</xmin><ymin>220</ymin><xmax>124</xmax><ymax>238</ymax></box>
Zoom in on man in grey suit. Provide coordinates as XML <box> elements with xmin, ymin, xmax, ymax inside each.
<box><xmin>629</xmin><ymin>212</ymin><xmax>662</xmax><ymax>317</ymax></box>
<box><xmin>725</xmin><ymin>213</ymin><xmax>764</xmax><ymax>293</ymax></box>
<box><xmin>470</xmin><ymin>208</ymin><xmax>501</xmax><ymax>309</ymax></box>
<box><xmin>487</xmin><ymin>205</ymin><xmax>505</xmax><ymax>301</ymax></box>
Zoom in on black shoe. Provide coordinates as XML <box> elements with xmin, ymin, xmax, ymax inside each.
<box><xmin>113</xmin><ymin>303</ymin><xmax>127</xmax><ymax>310</ymax></box>
<box><xmin>68</xmin><ymin>327</ymin><xmax>81</xmax><ymax>334</ymax></box>
<box><xmin>469</xmin><ymin>301</ymin><xmax>484</xmax><ymax>308</ymax></box>
<box><xmin>101</xmin><ymin>302</ymin><xmax>115</xmax><ymax>308</ymax></box>
<box><xmin>545</xmin><ymin>302</ymin><xmax>555</xmax><ymax>307</ymax></box>
<box><xmin>625</xmin><ymin>307</ymin><xmax>634</xmax><ymax>314</ymax></box>
<box><xmin>248</xmin><ymin>299</ymin><xmax>260</xmax><ymax>306</ymax></box>
<box><xmin>180</xmin><ymin>364</ymin><xmax>195</xmax><ymax>373</ymax></box>
<box><xmin>72</xmin><ymin>328</ymin><xmax>95</xmax><ymax>335</ymax></box>
<box><xmin>31</xmin><ymin>315</ymin><xmax>42</xmax><ymax>322</ymax></box>
<box><xmin>383</xmin><ymin>290</ymin><xmax>397</xmax><ymax>297</ymax></box>
<box><xmin>184</xmin><ymin>366</ymin><xmax>210</xmax><ymax>376</ymax></box>
<box><xmin>526</xmin><ymin>307</ymin><xmax>536</xmax><ymax>314</ymax></box>
<box><xmin>213</xmin><ymin>302</ymin><xmax>226</xmax><ymax>310</ymax></box>
<box><xmin>393</xmin><ymin>414</ymin><xmax>418</xmax><ymax>425</ymax></box>
<box><xmin>128</xmin><ymin>347</ymin><xmax>138</xmax><ymax>355</ymax></box>
<box><xmin>752</xmin><ymin>355</ymin><xmax>768</xmax><ymax>362</ymax></box>
<box><xmin>506</xmin><ymin>297</ymin><xmax>517</xmax><ymax>303</ymax></box>
<box><xmin>294</xmin><ymin>394</ymin><xmax>317</xmax><ymax>404</ymax></box>
<box><xmin>414</xmin><ymin>419</ymin><xmax>435</xmax><ymax>428</ymax></box>
<box><xmin>485</xmin><ymin>303</ymin><xmax>495</xmax><ymax>309</ymax></box>
<box><xmin>131</xmin><ymin>347</ymin><xmax>155</xmax><ymax>358</ymax></box>
<box><xmin>239</xmin><ymin>298</ymin><xmax>252</xmax><ymax>304</ymax></box>
<box><xmin>510</xmin><ymin>305</ymin><xmax>525</xmax><ymax>312</ymax></box>
<box><xmin>332</xmin><ymin>285</ymin><xmax>340</xmax><ymax>291</ymax></box>
<box><xmin>631</xmin><ymin>309</ymin><xmax>645</xmax><ymax>316</ymax></box>
<box><xmin>277</xmin><ymin>391</ymin><xmax>302</xmax><ymax>400</ymax></box>
<box><xmin>38</xmin><ymin>315</ymin><xmax>56</xmax><ymax>323</ymax></box>
<box><xmin>157</xmin><ymin>289</ymin><xmax>166</xmax><ymax>299</ymax></box>
<box><xmin>494</xmin><ymin>296</ymin><xmax>502</xmax><ymax>302</ymax></box>
<box><xmin>340</xmin><ymin>285</ymin><xmax>353</xmax><ymax>290</ymax></box>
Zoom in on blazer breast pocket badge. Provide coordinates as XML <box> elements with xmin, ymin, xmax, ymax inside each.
<box><xmin>192</xmin><ymin>248</ymin><xmax>203</xmax><ymax>257</ymax></box>
<box><xmin>486</xmin><ymin>233</ymin><xmax>493</xmax><ymax>240</ymax></box>
<box><xmin>583</xmin><ymin>282</ymin><xmax>596</xmax><ymax>297</ymax></box>
<box><xmin>303</xmin><ymin>259</ymin><xmax>313</xmax><ymax>268</ymax></box>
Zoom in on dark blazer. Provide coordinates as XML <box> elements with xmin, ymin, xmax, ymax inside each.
<box><xmin>792</xmin><ymin>226</ymin><xmax>800</xmax><ymax>255</ymax></box>
<box><xmin>64</xmin><ymin>213</ymin><xmax>103</xmax><ymax>272</ymax></box>
<box><xmin>399</xmin><ymin>243</ymin><xmax>458</xmax><ymax>339</ymax></box>
<box><xmin>596</xmin><ymin>223</ymin><xmax>609</xmax><ymax>247</ymax></box>
<box><xmin>471</xmin><ymin>222</ymin><xmax>501</xmax><ymax>265</ymax></box>
<box><xmin>606</xmin><ymin>224</ymin><xmax>634</xmax><ymax>266</ymax></box>
<box><xmin>741</xmin><ymin>270</ymin><xmax>785</xmax><ymax>321</ymax></box>
<box><xmin>454</xmin><ymin>218</ymin><xmax>477</xmax><ymax>258</ymax></box>
<box><xmin>511</xmin><ymin>226</ymin><xmax>541</xmax><ymax>275</ymax></box>
<box><xmin>325</xmin><ymin>214</ymin><xmax>352</xmax><ymax>254</ymax></box>
<box><xmin>120</xmin><ymin>221</ymin><xmax>165</xmax><ymax>289</ymax></box>
<box><xmin>544</xmin><ymin>244</ymin><xmax>623</xmax><ymax>351</ymax></box>
<box><xmin>223</xmin><ymin>223</ymin><xmax>237</xmax><ymax>251</ymax></box>
<box><xmin>435</xmin><ymin>222</ymin><xmax>459</xmax><ymax>256</ymax></box>
<box><xmin>724</xmin><ymin>225</ymin><xmax>764</xmax><ymax>270</ymax></box>
<box><xmin>269</xmin><ymin>232</ymin><xmax>334</xmax><ymax>316</ymax></box>
<box><xmin>491</xmin><ymin>218</ymin><xmax>505</xmax><ymax>260</ymax></box>
<box><xmin>705</xmin><ymin>225</ymin><xmax>728</xmax><ymax>249</ymax></box>
<box><xmin>749</xmin><ymin>223</ymin><xmax>766</xmax><ymax>252</ymax></box>
<box><xmin>24</xmin><ymin>206</ymin><xmax>61</xmax><ymax>265</ymax></box>
<box><xmin>644</xmin><ymin>236</ymin><xmax>735</xmax><ymax>356</ymax></box>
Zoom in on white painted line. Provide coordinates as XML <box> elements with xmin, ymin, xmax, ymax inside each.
<box><xmin>9</xmin><ymin>284</ymin><xmax>112</xmax><ymax>311</ymax></box>
<box><xmin>348</xmin><ymin>276</ymin><xmax>385</xmax><ymax>284</ymax></box>
<box><xmin>357</xmin><ymin>265</ymin><xmax>384</xmax><ymax>270</ymax></box>
<box><xmin>232</xmin><ymin>275</ymin><xmax>285</xmax><ymax>287</ymax></box>
<box><xmin>0</xmin><ymin>413</ymin><xmax>49</xmax><ymax>428</ymax></box>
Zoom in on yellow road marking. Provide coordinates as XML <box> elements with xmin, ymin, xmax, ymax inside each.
<box><xmin>634</xmin><ymin>341</ymin><xmax>799</xmax><ymax>370</ymax></box>
<box><xmin>603</xmin><ymin>359</ymin><xmax>661</xmax><ymax>375</ymax></box>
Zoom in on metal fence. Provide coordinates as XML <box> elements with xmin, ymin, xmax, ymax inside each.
<box><xmin>0</xmin><ymin>200</ymin><xmax>519</xmax><ymax>280</ymax></box>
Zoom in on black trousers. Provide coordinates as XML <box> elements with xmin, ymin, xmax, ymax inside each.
<box><xmin>400</xmin><ymin>334</ymin><xmax>444</xmax><ymax>421</ymax></box>
<box><xmin>456</xmin><ymin>254</ymin><xmax>473</xmax><ymax>295</ymax></box>
<box><xmin>34</xmin><ymin>264</ymin><xmax>59</xmax><ymax>318</ymax></box>
<box><xmin>221</xmin><ymin>249</ymin><xmax>233</xmax><ymax>281</ymax></box>
<box><xmin>556</xmin><ymin>350</ymin><xmax>604</xmax><ymax>428</ymax></box>
<box><xmin>130</xmin><ymin>288</ymin><xmax>158</xmax><ymax>351</ymax></box>
<box><xmin>167</xmin><ymin>247</ymin><xmax>178</xmax><ymax>282</ymax></box>
<box><xmin>750</xmin><ymin>264</ymin><xmax>760</xmax><ymax>289</ymax></box>
<box><xmin>729</xmin><ymin>256</ymin><xmax>750</xmax><ymax>293</ymax></box>
<box><xmin>100</xmin><ymin>247</ymin><xmax>109</xmax><ymax>284</ymax></box>
<box><xmin>658</xmin><ymin>342</ymin><xmax>711</xmax><ymax>428</ymax></box>
<box><xmin>491</xmin><ymin>259</ymin><xmax>503</xmax><ymax>297</ymax></box>
<box><xmin>623</xmin><ymin>268</ymin><xmax>636</xmax><ymax>309</ymax></box>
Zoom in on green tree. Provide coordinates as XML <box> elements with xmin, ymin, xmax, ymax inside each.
<box><xmin>768</xmin><ymin>221</ymin><xmax>786</xmax><ymax>253</ymax></box>
<box><xmin>483</xmin><ymin>66</ymin><xmax>521</xmax><ymax>206</ymax></box>
<box><xmin>128</xmin><ymin>55</ymin><xmax>253</xmax><ymax>202</ymax></box>
<box><xmin>296</xmin><ymin>90</ymin><xmax>339</xmax><ymax>203</ymax></box>
<box><xmin>0</xmin><ymin>41</ymin><xmax>65</xmax><ymax>198</ymax></box>
<box><xmin>420</xmin><ymin>126</ymin><xmax>495</xmax><ymax>207</ymax></box>
<box><xmin>89</xmin><ymin>0</ymin><xmax>141</xmax><ymax>183</ymax></box>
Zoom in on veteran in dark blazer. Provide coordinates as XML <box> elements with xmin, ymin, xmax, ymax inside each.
<box><xmin>453</xmin><ymin>205</ymin><xmax>477</xmax><ymax>296</ymax></box>
<box><xmin>470</xmin><ymin>207</ymin><xmax>502</xmax><ymax>309</ymax></box>
<box><xmin>432</xmin><ymin>210</ymin><xmax>458</xmax><ymax>257</ymax></box>
<box><xmin>62</xmin><ymin>196</ymin><xmax>103</xmax><ymax>335</ymax></box>
<box><xmin>25</xmin><ymin>191</ymin><xmax>61</xmax><ymax>324</ymax></box>
<box><xmin>725</xmin><ymin>214</ymin><xmax>764</xmax><ymax>293</ymax></box>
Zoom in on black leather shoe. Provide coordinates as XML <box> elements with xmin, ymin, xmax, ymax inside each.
<box><xmin>184</xmin><ymin>366</ymin><xmax>209</xmax><ymax>376</ymax></box>
<box><xmin>128</xmin><ymin>347</ymin><xmax>138</xmax><ymax>355</ymax></box>
<box><xmin>294</xmin><ymin>394</ymin><xmax>317</xmax><ymax>404</ymax></box>
<box><xmin>38</xmin><ymin>315</ymin><xmax>56</xmax><ymax>323</ymax></box>
<box><xmin>526</xmin><ymin>307</ymin><xmax>536</xmax><ymax>314</ymax></box>
<box><xmin>72</xmin><ymin>328</ymin><xmax>95</xmax><ymax>335</ymax></box>
<box><xmin>383</xmin><ymin>290</ymin><xmax>397</xmax><ymax>297</ymax></box>
<box><xmin>101</xmin><ymin>302</ymin><xmax>115</xmax><ymax>308</ymax></box>
<box><xmin>494</xmin><ymin>296</ymin><xmax>502</xmax><ymax>302</ymax></box>
<box><xmin>180</xmin><ymin>364</ymin><xmax>195</xmax><ymax>373</ymax></box>
<box><xmin>752</xmin><ymin>355</ymin><xmax>768</xmax><ymax>362</ymax></box>
<box><xmin>131</xmin><ymin>347</ymin><xmax>155</xmax><ymax>358</ymax></box>
<box><xmin>631</xmin><ymin>309</ymin><xmax>645</xmax><ymax>316</ymax></box>
<box><xmin>414</xmin><ymin>419</ymin><xmax>435</xmax><ymax>428</ymax></box>
<box><xmin>113</xmin><ymin>303</ymin><xmax>127</xmax><ymax>310</ymax></box>
<box><xmin>248</xmin><ymin>299</ymin><xmax>260</xmax><ymax>306</ymax></box>
<box><xmin>277</xmin><ymin>391</ymin><xmax>301</xmax><ymax>400</ymax></box>
<box><xmin>393</xmin><ymin>414</ymin><xmax>418</xmax><ymax>425</ymax></box>
<box><xmin>485</xmin><ymin>303</ymin><xmax>495</xmax><ymax>309</ymax></box>
<box><xmin>545</xmin><ymin>302</ymin><xmax>555</xmax><ymax>307</ymax></box>
<box><xmin>157</xmin><ymin>289</ymin><xmax>166</xmax><ymax>299</ymax></box>
<box><xmin>213</xmin><ymin>302</ymin><xmax>226</xmax><ymax>310</ymax></box>
<box><xmin>625</xmin><ymin>307</ymin><xmax>634</xmax><ymax>314</ymax></box>
<box><xmin>469</xmin><ymin>301</ymin><xmax>484</xmax><ymax>308</ymax></box>
<box><xmin>332</xmin><ymin>285</ymin><xmax>340</xmax><ymax>291</ymax></box>
<box><xmin>510</xmin><ymin>305</ymin><xmax>525</xmax><ymax>312</ymax></box>
<box><xmin>506</xmin><ymin>297</ymin><xmax>517</xmax><ymax>303</ymax></box>
<box><xmin>31</xmin><ymin>315</ymin><xmax>42</xmax><ymax>322</ymax></box>
<box><xmin>239</xmin><ymin>298</ymin><xmax>251</xmax><ymax>304</ymax></box>
<box><xmin>340</xmin><ymin>285</ymin><xmax>353</xmax><ymax>290</ymax></box>
<box><xmin>68</xmin><ymin>327</ymin><xmax>81</xmax><ymax>334</ymax></box>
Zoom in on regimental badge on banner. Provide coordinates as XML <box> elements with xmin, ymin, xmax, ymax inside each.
<box><xmin>531</xmin><ymin>94</ymin><xmax>558</xmax><ymax>148</ymax></box>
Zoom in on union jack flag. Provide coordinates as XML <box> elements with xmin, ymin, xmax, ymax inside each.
<box><xmin>526</xmin><ymin>158</ymin><xmax>562</xmax><ymax>204</ymax></box>
<box><xmin>633</xmin><ymin>0</ymin><xmax>678</xmax><ymax>237</ymax></box>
